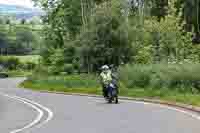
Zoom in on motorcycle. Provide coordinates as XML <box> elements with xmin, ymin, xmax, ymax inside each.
<box><xmin>105</xmin><ymin>81</ymin><xmax>119</xmax><ymax>104</ymax></box>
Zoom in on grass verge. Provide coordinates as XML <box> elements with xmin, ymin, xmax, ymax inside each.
<box><xmin>3</xmin><ymin>71</ymin><xmax>32</xmax><ymax>77</ymax></box>
<box><xmin>20</xmin><ymin>76</ymin><xmax>200</xmax><ymax>107</ymax></box>
<box><xmin>0</xmin><ymin>55</ymin><xmax>40</xmax><ymax>63</ymax></box>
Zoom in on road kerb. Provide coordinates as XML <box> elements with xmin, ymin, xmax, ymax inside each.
<box><xmin>24</xmin><ymin>89</ymin><xmax>200</xmax><ymax>114</ymax></box>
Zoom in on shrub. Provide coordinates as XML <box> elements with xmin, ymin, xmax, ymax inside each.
<box><xmin>33</xmin><ymin>65</ymin><xmax>49</xmax><ymax>77</ymax></box>
<box><xmin>119</xmin><ymin>64</ymin><xmax>152</xmax><ymax>88</ymax></box>
<box><xmin>48</xmin><ymin>65</ymin><xmax>63</xmax><ymax>75</ymax></box>
<box><xmin>0</xmin><ymin>57</ymin><xmax>20</xmax><ymax>70</ymax></box>
<box><xmin>64</xmin><ymin>64</ymin><xmax>74</xmax><ymax>74</ymax></box>
<box><xmin>119</xmin><ymin>64</ymin><xmax>200</xmax><ymax>93</ymax></box>
<box><xmin>18</xmin><ymin>62</ymin><xmax>36</xmax><ymax>71</ymax></box>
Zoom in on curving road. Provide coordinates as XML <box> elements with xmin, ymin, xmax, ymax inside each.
<box><xmin>0</xmin><ymin>78</ymin><xmax>200</xmax><ymax>133</ymax></box>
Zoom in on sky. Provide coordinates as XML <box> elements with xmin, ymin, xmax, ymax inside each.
<box><xmin>0</xmin><ymin>0</ymin><xmax>35</xmax><ymax>8</ymax></box>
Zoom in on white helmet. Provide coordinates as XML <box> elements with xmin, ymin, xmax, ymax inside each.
<box><xmin>101</xmin><ymin>65</ymin><xmax>109</xmax><ymax>70</ymax></box>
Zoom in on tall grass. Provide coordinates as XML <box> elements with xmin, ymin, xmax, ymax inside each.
<box><xmin>119</xmin><ymin>64</ymin><xmax>200</xmax><ymax>93</ymax></box>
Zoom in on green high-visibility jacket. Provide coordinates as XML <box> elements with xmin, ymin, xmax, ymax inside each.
<box><xmin>100</xmin><ymin>70</ymin><xmax>112</xmax><ymax>85</ymax></box>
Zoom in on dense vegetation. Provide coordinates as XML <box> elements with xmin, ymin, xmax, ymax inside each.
<box><xmin>0</xmin><ymin>15</ymin><xmax>42</xmax><ymax>75</ymax></box>
<box><xmin>0</xmin><ymin>17</ymin><xmax>43</xmax><ymax>55</ymax></box>
<box><xmin>31</xmin><ymin>0</ymin><xmax>200</xmax><ymax>73</ymax></box>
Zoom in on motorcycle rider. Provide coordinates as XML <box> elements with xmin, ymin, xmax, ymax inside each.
<box><xmin>100</xmin><ymin>65</ymin><xmax>113</xmax><ymax>98</ymax></box>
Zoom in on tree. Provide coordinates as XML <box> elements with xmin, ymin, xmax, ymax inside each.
<box><xmin>15</xmin><ymin>29</ymin><xmax>35</xmax><ymax>54</ymax></box>
<box><xmin>0</xmin><ymin>32</ymin><xmax>9</xmax><ymax>55</ymax></box>
<box><xmin>176</xmin><ymin>0</ymin><xmax>200</xmax><ymax>43</ymax></box>
<box><xmin>78</xmin><ymin>1</ymin><xmax>133</xmax><ymax>72</ymax></box>
<box><xmin>150</xmin><ymin>0</ymin><xmax>168</xmax><ymax>21</ymax></box>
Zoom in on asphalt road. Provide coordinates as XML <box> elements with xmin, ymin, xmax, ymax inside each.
<box><xmin>0</xmin><ymin>78</ymin><xmax>200</xmax><ymax>133</ymax></box>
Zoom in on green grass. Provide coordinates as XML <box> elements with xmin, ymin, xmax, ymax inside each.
<box><xmin>20</xmin><ymin>75</ymin><xmax>200</xmax><ymax>107</ymax></box>
<box><xmin>4</xmin><ymin>71</ymin><xmax>32</xmax><ymax>77</ymax></box>
<box><xmin>1</xmin><ymin>55</ymin><xmax>40</xmax><ymax>63</ymax></box>
<box><xmin>120</xmin><ymin>89</ymin><xmax>200</xmax><ymax>106</ymax></box>
<box><xmin>13</xmin><ymin>55</ymin><xmax>40</xmax><ymax>63</ymax></box>
<box><xmin>20</xmin><ymin>76</ymin><xmax>102</xmax><ymax>94</ymax></box>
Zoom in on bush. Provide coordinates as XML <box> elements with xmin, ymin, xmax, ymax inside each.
<box><xmin>0</xmin><ymin>72</ymin><xmax>8</xmax><ymax>78</ymax></box>
<box><xmin>64</xmin><ymin>64</ymin><xmax>74</xmax><ymax>74</ymax></box>
<box><xmin>48</xmin><ymin>66</ymin><xmax>62</xmax><ymax>75</ymax></box>
<box><xmin>18</xmin><ymin>62</ymin><xmax>36</xmax><ymax>71</ymax></box>
<box><xmin>119</xmin><ymin>64</ymin><xmax>151</xmax><ymax>88</ymax></box>
<box><xmin>32</xmin><ymin>65</ymin><xmax>49</xmax><ymax>77</ymax></box>
<box><xmin>0</xmin><ymin>56</ymin><xmax>37</xmax><ymax>71</ymax></box>
<box><xmin>0</xmin><ymin>57</ymin><xmax>20</xmax><ymax>70</ymax></box>
<box><xmin>119</xmin><ymin>64</ymin><xmax>200</xmax><ymax>93</ymax></box>
<box><xmin>7</xmin><ymin>57</ymin><xmax>20</xmax><ymax>70</ymax></box>
<box><xmin>26</xmin><ymin>62</ymin><xmax>36</xmax><ymax>70</ymax></box>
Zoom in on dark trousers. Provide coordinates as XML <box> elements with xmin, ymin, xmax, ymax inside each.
<box><xmin>102</xmin><ymin>85</ymin><xmax>108</xmax><ymax>97</ymax></box>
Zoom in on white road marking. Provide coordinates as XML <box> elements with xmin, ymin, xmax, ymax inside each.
<box><xmin>13</xmin><ymin>95</ymin><xmax>54</xmax><ymax>128</ymax></box>
<box><xmin>157</xmin><ymin>104</ymin><xmax>200</xmax><ymax>120</ymax></box>
<box><xmin>0</xmin><ymin>92</ymin><xmax>43</xmax><ymax>133</ymax></box>
<box><xmin>0</xmin><ymin>92</ymin><xmax>54</xmax><ymax>133</ymax></box>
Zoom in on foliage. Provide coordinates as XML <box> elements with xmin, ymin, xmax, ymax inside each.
<box><xmin>48</xmin><ymin>49</ymin><xmax>65</xmax><ymax>74</ymax></box>
<box><xmin>77</xmin><ymin>1</ymin><xmax>133</xmax><ymax>72</ymax></box>
<box><xmin>32</xmin><ymin>0</ymin><xmax>199</xmax><ymax>74</ymax></box>
<box><xmin>63</xmin><ymin>64</ymin><xmax>74</xmax><ymax>74</ymax></box>
<box><xmin>119</xmin><ymin>64</ymin><xmax>200</xmax><ymax>92</ymax></box>
<box><xmin>127</xmin><ymin>0</ymin><xmax>196</xmax><ymax>64</ymax></box>
<box><xmin>0</xmin><ymin>56</ymin><xmax>20</xmax><ymax>70</ymax></box>
<box><xmin>175</xmin><ymin>0</ymin><xmax>200</xmax><ymax>43</ymax></box>
<box><xmin>19</xmin><ymin>62</ymin><xmax>37</xmax><ymax>71</ymax></box>
<box><xmin>0</xmin><ymin>15</ymin><xmax>44</xmax><ymax>55</ymax></box>
<box><xmin>0</xmin><ymin>56</ymin><xmax>37</xmax><ymax>71</ymax></box>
